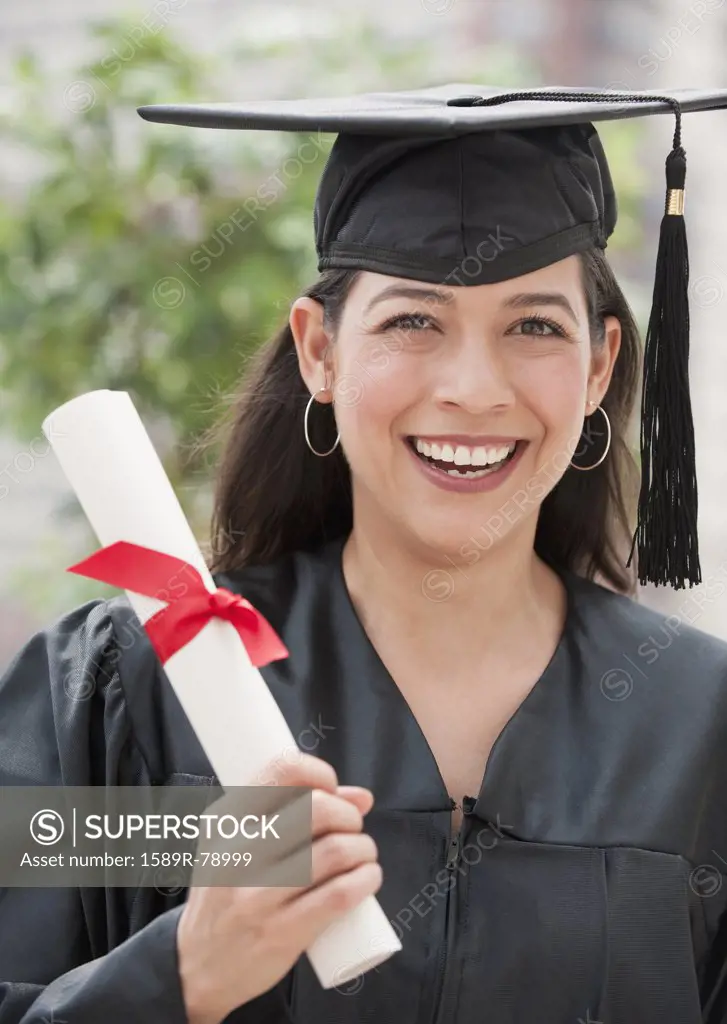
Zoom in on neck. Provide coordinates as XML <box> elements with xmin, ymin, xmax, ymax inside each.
<box><xmin>341</xmin><ymin>514</ymin><xmax>566</xmax><ymax>674</ymax></box>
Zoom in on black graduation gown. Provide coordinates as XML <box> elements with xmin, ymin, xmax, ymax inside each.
<box><xmin>2</xmin><ymin>533</ymin><xmax>727</xmax><ymax>1024</ymax></box>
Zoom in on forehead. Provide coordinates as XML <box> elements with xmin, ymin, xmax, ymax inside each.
<box><xmin>347</xmin><ymin>255</ymin><xmax>585</xmax><ymax>311</ymax></box>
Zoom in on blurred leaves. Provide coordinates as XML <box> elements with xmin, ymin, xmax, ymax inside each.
<box><xmin>0</xmin><ymin>18</ymin><xmax>330</xmax><ymax>511</ymax></box>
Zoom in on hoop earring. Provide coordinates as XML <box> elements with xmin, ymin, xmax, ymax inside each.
<box><xmin>569</xmin><ymin>401</ymin><xmax>611</xmax><ymax>471</ymax></box>
<box><xmin>304</xmin><ymin>386</ymin><xmax>341</xmax><ymax>457</ymax></box>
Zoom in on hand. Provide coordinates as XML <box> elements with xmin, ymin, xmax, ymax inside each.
<box><xmin>176</xmin><ymin>753</ymin><xmax>381</xmax><ymax>1024</ymax></box>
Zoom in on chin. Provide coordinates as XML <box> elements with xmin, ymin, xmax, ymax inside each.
<box><xmin>398</xmin><ymin>514</ymin><xmax>504</xmax><ymax>565</ymax></box>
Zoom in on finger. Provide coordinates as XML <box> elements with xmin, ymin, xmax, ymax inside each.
<box><xmin>335</xmin><ymin>786</ymin><xmax>374</xmax><ymax>815</ymax></box>
<box><xmin>196</xmin><ymin>794</ymin><xmax>366</xmax><ymax>901</ymax></box>
<box><xmin>275</xmin><ymin>862</ymin><xmax>383</xmax><ymax>951</ymax></box>
<box><xmin>249</xmin><ymin>829</ymin><xmax>378</xmax><ymax>907</ymax></box>
<box><xmin>228</xmin><ymin>797</ymin><xmax>369</xmax><ymax>906</ymax></box>
<box><xmin>311</xmin><ymin>790</ymin><xmax>364</xmax><ymax>839</ymax></box>
<box><xmin>261</xmin><ymin>752</ymin><xmax>339</xmax><ymax>793</ymax></box>
<box><xmin>310</xmin><ymin>832</ymin><xmax>378</xmax><ymax>889</ymax></box>
<box><xmin>206</xmin><ymin>828</ymin><xmax>378</xmax><ymax>915</ymax></box>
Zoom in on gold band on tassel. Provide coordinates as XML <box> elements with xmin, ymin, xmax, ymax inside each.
<box><xmin>666</xmin><ymin>188</ymin><xmax>685</xmax><ymax>216</ymax></box>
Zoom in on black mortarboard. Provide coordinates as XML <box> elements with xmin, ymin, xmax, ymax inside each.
<box><xmin>138</xmin><ymin>84</ymin><xmax>727</xmax><ymax>589</ymax></box>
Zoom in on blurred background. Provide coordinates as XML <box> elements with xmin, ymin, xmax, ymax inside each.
<box><xmin>1</xmin><ymin>0</ymin><xmax>726</xmax><ymax>669</ymax></box>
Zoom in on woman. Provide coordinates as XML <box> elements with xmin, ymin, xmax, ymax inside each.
<box><xmin>2</xmin><ymin>84</ymin><xmax>727</xmax><ymax>1024</ymax></box>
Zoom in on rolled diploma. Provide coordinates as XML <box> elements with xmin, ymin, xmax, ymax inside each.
<box><xmin>42</xmin><ymin>389</ymin><xmax>401</xmax><ymax>988</ymax></box>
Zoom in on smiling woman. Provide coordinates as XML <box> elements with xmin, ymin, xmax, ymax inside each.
<box><xmin>3</xmin><ymin>85</ymin><xmax>727</xmax><ymax>1024</ymax></box>
<box><xmin>210</xmin><ymin>247</ymin><xmax>639</xmax><ymax>594</ymax></box>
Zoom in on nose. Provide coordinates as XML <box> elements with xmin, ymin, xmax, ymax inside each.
<box><xmin>430</xmin><ymin>332</ymin><xmax>516</xmax><ymax>413</ymax></box>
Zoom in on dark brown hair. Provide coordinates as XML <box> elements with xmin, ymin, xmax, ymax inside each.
<box><xmin>207</xmin><ymin>249</ymin><xmax>641</xmax><ymax>594</ymax></box>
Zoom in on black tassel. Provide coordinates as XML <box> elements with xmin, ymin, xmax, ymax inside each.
<box><xmin>627</xmin><ymin>146</ymin><xmax>701</xmax><ymax>588</ymax></box>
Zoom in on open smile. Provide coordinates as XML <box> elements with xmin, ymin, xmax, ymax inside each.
<box><xmin>404</xmin><ymin>435</ymin><xmax>527</xmax><ymax>492</ymax></box>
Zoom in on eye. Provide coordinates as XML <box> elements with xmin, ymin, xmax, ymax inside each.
<box><xmin>377</xmin><ymin>312</ymin><xmax>440</xmax><ymax>333</ymax></box>
<box><xmin>510</xmin><ymin>315</ymin><xmax>568</xmax><ymax>338</ymax></box>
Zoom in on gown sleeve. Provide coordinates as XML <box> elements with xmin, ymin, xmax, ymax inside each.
<box><xmin>0</xmin><ymin>599</ymin><xmax>189</xmax><ymax>1024</ymax></box>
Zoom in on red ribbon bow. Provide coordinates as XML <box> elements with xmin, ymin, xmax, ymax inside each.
<box><xmin>68</xmin><ymin>541</ymin><xmax>289</xmax><ymax>667</ymax></box>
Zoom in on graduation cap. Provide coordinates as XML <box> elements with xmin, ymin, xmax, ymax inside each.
<box><xmin>138</xmin><ymin>84</ymin><xmax>727</xmax><ymax>590</ymax></box>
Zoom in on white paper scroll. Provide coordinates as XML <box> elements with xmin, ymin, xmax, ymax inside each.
<box><xmin>42</xmin><ymin>389</ymin><xmax>401</xmax><ymax>989</ymax></box>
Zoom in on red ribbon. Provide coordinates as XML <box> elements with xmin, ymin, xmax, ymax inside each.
<box><xmin>68</xmin><ymin>540</ymin><xmax>289</xmax><ymax>667</ymax></box>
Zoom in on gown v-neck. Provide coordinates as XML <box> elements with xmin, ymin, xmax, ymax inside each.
<box><xmin>329</xmin><ymin>534</ymin><xmax>572</xmax><ymax>825</ymax></box>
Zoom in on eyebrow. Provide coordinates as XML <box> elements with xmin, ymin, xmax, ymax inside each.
<box><xmin>362</xmin><ymin>284</ymin><xmax>454</xmax><ymax>317</ymax></box>
<box><xmin>502</xmin><ymin>291</ymin><xmax>579</xmax><ymax>322</ymax></box>
<box><xmin>362</xmin><ymin>284</ymin><xmax>580</xmax><ymax>323</ymax></box>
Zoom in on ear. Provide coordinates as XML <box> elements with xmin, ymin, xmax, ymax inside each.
<box><xmin>587</xmin><ymin>314</ymin><xmax>622</xmax><ymax>408</ymax></box>
<box><xmin>290</xmin><ymin>297</ymin><xmax>335</xmax><ymax>404</ymax></box>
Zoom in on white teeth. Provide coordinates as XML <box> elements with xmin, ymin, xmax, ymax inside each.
<box><xmin>413</xmin><ymin>439</ymin><xmax>517</xmax><ymax>467</ymax></box>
